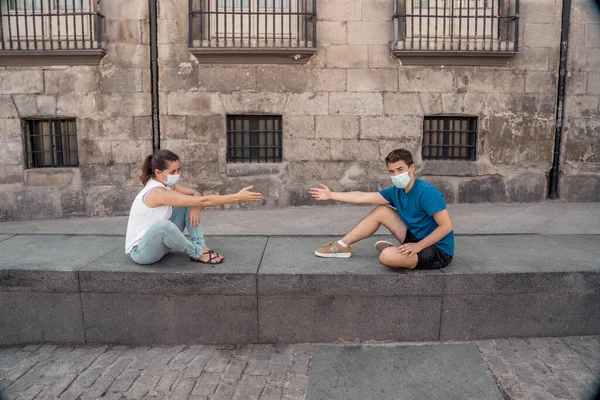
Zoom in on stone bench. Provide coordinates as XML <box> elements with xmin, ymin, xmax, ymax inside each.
<box><xmin>0</xmin><ymin>233</ymin><xmax>599</xmax><ymax>346</ymax></box>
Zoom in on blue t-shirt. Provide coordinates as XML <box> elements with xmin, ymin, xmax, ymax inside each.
<box><xmin>379</xmin><ymin>179</ymin><xmax>454</xmax><ymax>256</ymax></box>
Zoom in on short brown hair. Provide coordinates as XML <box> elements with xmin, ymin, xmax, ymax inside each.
<box><xmin>385</xmin><ymin>149</ymin><xmax>414</xmax><ymax>166</ymax></box>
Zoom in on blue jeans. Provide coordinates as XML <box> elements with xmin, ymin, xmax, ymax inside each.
<box><xmin>129</xmin><ymin>207</ymin><xmax>206</xmax><ymax>265</ymax></box>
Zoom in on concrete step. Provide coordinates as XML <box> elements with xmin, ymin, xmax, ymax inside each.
<box><xmin>0</xmin><ymin>233</ymin><xmax>599</xmax><ymax>345</ymax></box>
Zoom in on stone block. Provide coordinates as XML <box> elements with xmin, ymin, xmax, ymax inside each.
<box><xmin>507</xmin><ymin>47</ymin><xmax>551</xmax><ymax>71</ymax></box>
<box><xmin>284</xmin><ymin>115</ymin><xmax>316</xmax><ymax>139</ymax></box>
<box><xmin>158</xmin><ymin>0</ymin><xmax>187</xmax><ymax>20</ymax></box>
<box><xmin>368</xmin><ymin>44</ymin><xmax>399</xmax><ymax>69</ymax></box>
<box><xmin>420</xmin><ymin>177</ymin><xmax>456</xmax><ymax>203</ymax></box>
<box><xmin>317</xmin><ymin>22</ymin><xmax>348</xmax><ymax>45</ymax></box>
<box><xmin>508</xmin><ymin>171</ymin><xmax>547</xmax><ymax>202</ymax></box>
<box><xmin>166</xmin><ymin>92</ymin><xmax>222</xmax><ymax>116</ymax></box>
<box><xmin>317</xmin><ymin>0</ymin><xmax>361</xmax><ymax>22</ymax></box>
<box><xmin>133</xmin><ymin>116</ymin><xmax>154</xmax><ymax>140</ymax></box>
<box><xmin>585</xmin><ymin>23</ymin><xmax>600</xmax><ymax>48</ymax></box>
<box><xmin>315</xmin><ymin>115</ymin><xmax>359</xmax><ymax>139</ymax></box>
<box><xmin>565</xmin><ymin>71</ymin><xmax>587</xmax><ymax>95</ymax></box>
<box><xmin>35</xmin><ymin>95</ymin><xmax>57</xmax><ymax>115</ymax></box>
<box><xmin>0</xmin><ymin>70</ymin><xmax>44</xmax><ymax>94</ymax></box>
<box><xmin>104</xmin><ymin>44</ymin><xmax>150</xmax><ymax>69</ymax></box>
<box><xmin>112</xmin><ymin>140</ymin><xmax>145</xmax><ymax>164</ymax></box>
<box><xmin>0</xmin><ymin>165</ymin><xmax>23</xmax><ymax>184</ymax></box>
<box><xmin>456</xmin><ymin>70</ymin><xmax>525</xmax><ymax>94</ymax></box>
<box><xmin>520</xmin><ymin>2</ymin><xmax>556</xmax><ymax>24</ymax></box>
<box><xmin>87</xmin><ymin>186</ymin><xmax>139</xmax><ymax>216</ymax></box>
<box><xmin>329</xmin><ymin>92</ymin><xmax>383</xmax><ymax>115</ymax></box>
<box><xmin>158</xmin><ymin>115</ymin><xmax>185</xmax><ymax>139</ymax></box>
<box><xmin>289</xmin><ymin>161</ymin><xmax>348</xmax><ymax>181</ymax></box>
<box><xmin>157</xmin><ymin>17</ymin><xmax>187</xmax><ymax>45</ymax></box>
<box><xmin>13</xmin><ymin>188</ymin><xmax>61</xmax><ymax>220</ymax></box>
<box><xmin>524</xmin><ymin>23</ymin><xmax>560</xmax><ymax>48</ymax></box>
<box><xmin>362</xmin><ymin>0</ymin><xmax>394</xmax><ymax>21</ymax></box>
<box><xmin>158</xmin><ymin>44</ymin><xmax>190</xmax><ymax>68</ymax></box>
<box><xmin>399</xmin><ymin>68</ymin><xmax>453</xmax><ymax>93</ymax></box>
<box><xmin>24</xmin><ymin>169</ymin><xmax>76</xmax><ymax>186</ymax></box>
<box><xmin>525</xmin><ymin>71</ymin><xmax>557</xmax><ymax>94</ymax></box>
<box><xmin>102</xmin><ymin>0</ymin><xmax>148</xmax><ymax>21</ymax></box>
<box><xmin>103</xmin><ymin>19</ymin><xmax>144</xmax><ymax>45</ymax></box>
<box><xmin>12</xmin><ymin>95</ymin><xmax>38</xmax><ymax>116</ymax></box>
<box><xmin>256</xmin><ymin>67</ymin><xmax>308</xmax><ymax>93</ymax></box>
<box><xmin>441</xmin><ymin>294</ymin><xmax>600</xmax><ymax>340</ymax></box>
<box><xmin>80</xmin><ymin>164</ymin><xmax>132</xmax><ymax>185</ymax></box>
<box><xmin>101</xmin><ymin>68</ymin><xmax>143</xmax><ymax>93</ymax></box>
<box><xmin>259</xmin><ymin>295</ymin><xmax>442</xmax><ymax>343</ymax></box>
<box><xmin>285</xmin><ymin>92</ymin><xmax>328</xmax><ymax>115</ymax></box>
<box><xmin>458</xmin><ymin>175</ymin><xmax>507</xmax><ymax>203</ymax></box>
<box><xmin>347</xmin><ymin>69</ymin><xmax>398</xmax><ymax>92</ymax></box>
<box><xmin>419</xmin><ymin>93</ymin><xmax>443</xmax><ymax>114</ymax></box>
<box><xmin>564</xmin><ymin>96</ymin><xmax>599</xmax><ymax>118</ymax></box>
<box><xmin>82</xmin><ymin>293</ymin><xmax>257</xmax><ymax>344</ymax></box>
<box><xmin>347</xmin><ymin>22</ymin><xmax>392</xmax><ymax>45</ymax></box>
<box><xmin>560</xmin><ymin>175</ymin><xmax>600</xmax><ymax>202</ymax></box>
<box><xmin>379</xmin><ymin>139</ymin><xmax>421</xmax><ymax>162</ymax></box>
<box><xmin>198</xmin><ymin>67</ymin><xmax>256</xmax><ymax>93</ymax></box>
<box><xmin>185</xmin><ymin>162</ymin><xmax>221</xmax><ymax>186</ymax></box>
<box><xmin>572</xmin><ymin>0</ymin><xmax>600</xmax><ymax>24</ymax></box>
<box><xmin>97</xmin><ymin>93</ymin><xmax>151</xmax><ymax>117</ymax></box>
<box><xmin>186</xmin><ymin>114</ymin><xmax>224</xmax><ymax>141</ymax></box>
<box><xmin>161</xmin><ymin>138</ymin><xmax>219</xmax><ymax>163</ymax></box>
<box><xmin>78</xmin><ymin>139</ymin><xmax>113</xmax><ymax>164</ymax></box>
<box><xmin>0</xmin><ymin>269</ymin><xmax>77</xmax><ymax>293</ymax></box>
<box><xmin>44</xmin><ymin>68</ymin><xmax>101</xmax><ymax>95</ymax></box>
<box><xmin>383</xmin><ymin>93</ymin><xmax>422</xmax><ymax>116</ymax></box>
<box><xmin>220</xmin><ymin>92</ymin><xmax>287</xmax><ymax>114</ymax></box>
<box><xmin>61</xmin><ymin>190</ymin><xmax>87</xmax><ymax>216</ymax></box>
<box><xmin>326</xmin><ymin>45</ymin><xmax>368</xmax><ymax>69</ymax></box>
<box><xmin>360</xmin><ymin>116</ymin><xmax>422</xmax><ymax>139</ymax></box>
<box><xmin>226</xmin><ymin>163</ymin><xmax>287</xmax><ymax>178</ymax></box>
<box><xmin>0</xmin><ymin>96</ymin><xmax>18</xmax><ymax>117</ymax></box>
<box><xmin>0</xmin><ymin>292</ymin><xmax>84</xmax><ymax>345</ymax></box>
<box><xmin>87</xmin><ymin>117</ymin><xmax>135</xmax><ymax>140</ymax></box>
<box><xmin>307</xmin><ymin>69</ymin><xmax>347</xmax><ymax>92</ymax></box>
<box><xmin>569</xmin><ymin>48</ymin><xmax>600</xmax><ymax>72</ymax></box>
<box><xmin>284</xmin><ymin>139</ymin><xmax>331</xmax><ymax>161</ymax></box>
<box><xmin>158</xmin><ymin>64</ymin><xmax>197</xmax><ymax>93</ymax></box>
<box><xmin>0</xmin><ymin>192</ymin><xmax>14</xmax><ymax>221</ymax></box>
<box><xmin>422</xmin><ymin>161</ymin><xmax>477</xmax><ymax>177</ymax></box>
<box><xmin>0</xmin><ymin>141</ymin><xmax>23</xmax><ymax>165</ymax></box>
<box><xmin>588</xmin><ymin>72</ymin><xmax>600</xmax><ymax>95</ymax></box>
<box><xmin>330</xmin><ymin>139</ymin><xmax>380</xmax><ymax>161</ymax></box>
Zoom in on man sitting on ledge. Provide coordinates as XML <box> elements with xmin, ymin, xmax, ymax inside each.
<box><xmin>309</xmin><ymin>148</ymin><xmax>454</xmax><ymax>270</ymax></box>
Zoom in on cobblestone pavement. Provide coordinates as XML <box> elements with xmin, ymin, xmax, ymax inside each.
<box><xmin>0</xmin><ymin>337</ymin><xmax>598</xmax><ymax>400</ymax></box>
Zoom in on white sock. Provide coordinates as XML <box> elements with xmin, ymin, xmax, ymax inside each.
<box><xmin>337</xmin><ymin>240</ymin><xmax>347</xmax><ymax>247</ymax></box>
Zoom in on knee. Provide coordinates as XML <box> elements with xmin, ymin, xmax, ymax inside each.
<box><xmin>378</xmin><ymin>247</ymin><xmax>398</xmax><ymax>268</ymax></box>
<box><xmin>153</xmin><ymin>219</ymin><xmax>178</xmax><ymax>232</ymax></box>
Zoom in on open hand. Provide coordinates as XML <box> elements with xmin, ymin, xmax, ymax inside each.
<box><xmin>187</xmin><ymin>206</ymin><xmax>201</xmax><ymax>227</ymax></box>
<box><xmin>309</xmin><ymin>184</ymin><xmax>331</xmax><ymax>200</ymax></box>
<box><xmin>237</xmin><ymin>186</ymin><xmax>263</xmax><ymax>202</ymax></box>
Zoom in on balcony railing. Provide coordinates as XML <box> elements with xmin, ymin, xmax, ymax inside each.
<box><xmin>0</xmin><ymin>0</ymin><xmax>104</xmax><ymax>65</ymax></box>
<box><xmin>189</xmin><ymin>0</ymin><xmax>317</xmax><ymax>63</ymax></box>
<box><xmin>393</xmin><ymin>0</ymin><xmax>519</xmax><ymax>65</ymax></box>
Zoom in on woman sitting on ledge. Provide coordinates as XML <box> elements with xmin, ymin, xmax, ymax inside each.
<box><xmin>125</xmin><ymin>149</ymin><xmax>262</xmax><ymax>265</ymax></box>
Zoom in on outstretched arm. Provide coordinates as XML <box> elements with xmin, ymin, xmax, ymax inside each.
<box><xmin>309</xmin><ymin>184</ymin><xmax>389</xmax><ymax>205</ymax></box>
<box><xmin>146</xmin><ymin>186</ymin><xmax>263</xmax><ymax>208</ymax></box>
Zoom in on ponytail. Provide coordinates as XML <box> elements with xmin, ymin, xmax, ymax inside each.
<box><xmin>140</xmin><ymin>154</ymin><xmax>154</xmax><ymax>184</ymax></box>
<box><xmin>140</xmin><ymin>149</ymin><xmax>179</xmax><ymax>185</ymax></box>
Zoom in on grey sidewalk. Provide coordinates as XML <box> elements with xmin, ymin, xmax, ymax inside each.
<box><xmin>1</xmin><ymin>336</ymin><xmax>599</xmax><ymax>400</ymax></box>
<box><xmin>1</xmin><ymin>202</ymin><xmax>600</xmax><ymax>236</ymax></box>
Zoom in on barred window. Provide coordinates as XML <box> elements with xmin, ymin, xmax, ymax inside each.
<box><xmin>227</xmin><ymin>115</ymin><xmax>282</xmax><ymax>163</ymax></box>
<box><xmin>24</xmin><ymin>118</ymin><xmax>79</xmax><ymax>168</ymax></box>
<box><xmin>422</xmin><ymin>116</ymin><xmax>476</xmax><ymax>161</ymax></box>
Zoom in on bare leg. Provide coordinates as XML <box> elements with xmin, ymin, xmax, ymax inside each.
<box><xmin>379</xmin><ymin>247</ymin><xmax>418</xmax><ymax>269</ymax></box>
<box><xmin>341</xmin><ymin>205</ymin><xmax>408</xmax><ymax>245</ymax></box>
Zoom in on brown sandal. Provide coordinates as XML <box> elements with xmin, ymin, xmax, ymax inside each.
<box><xmin>191</xmin><ymin>249</ymin><xmax>224</xmax><ymax>265</ymax></box>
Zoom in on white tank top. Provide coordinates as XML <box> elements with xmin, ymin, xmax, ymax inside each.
<box><xmin>125</xmin><ymin>179</ymin><xmax>173</xmax><ymax>254</ymax></box>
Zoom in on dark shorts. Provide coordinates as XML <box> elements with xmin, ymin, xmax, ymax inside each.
<box><xmin>404</xmin><ymin>230</ymin><xmax>453</xmax><ymax>270</ymax></box>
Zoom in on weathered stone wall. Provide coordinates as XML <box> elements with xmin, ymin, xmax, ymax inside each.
<box><xmin>0</xmin><ymin>0</ymin><xmax>597</xmax><ymax>221</ymax></box>
<box><xmin>0</xmin><ymin>0</ymin><xmax>152</xmax><ymax>220</ymax></box>
<box><xmin>561</xmin><ymin>0</ymin><xmax>600</xmax><ymax>201</ymax></box>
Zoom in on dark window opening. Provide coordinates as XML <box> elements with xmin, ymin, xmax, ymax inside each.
<box><xmin>227</xmin><ymin>115</ymin><xmax>282</xmax><ymax>163</ymax></box>
<box><xmin>422</xmin><ymin>116</ymin><xmax>476</xmax><ymax>161</ymax></box>
<box><xmin>24</xmin><ymin>118</ymin><xmax>79</xmax><ymax>168</ymax></box>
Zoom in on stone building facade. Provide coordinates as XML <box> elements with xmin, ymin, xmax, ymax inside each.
<box><xmin>0</xmin><ymin>0</ymin><xmax>598</xmax><ymax>221</ymax></box>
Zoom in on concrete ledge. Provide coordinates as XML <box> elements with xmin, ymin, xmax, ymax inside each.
<box><xmin>0</xmin><ymin>233</ymin><xmax>599</xmax><ymax>345</ymax></box>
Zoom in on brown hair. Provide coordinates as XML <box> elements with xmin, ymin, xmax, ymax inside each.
<box><xmin>140</xmin><ymin>149</ymin><xmax>179</xmax><ymax>184</ymax></box>
<box><xmin>385</xmin><ymin>149</ymin><xmax>414</xmax><ymax>167</ymax></box>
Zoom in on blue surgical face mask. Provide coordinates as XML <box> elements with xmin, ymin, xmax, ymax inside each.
<box><xmin>391</xmin><ymin>171</ymin><xmax>411</xmax><ymax>189</ymax></box>
<box><xmin>161</xmin><ymin>172</ymin><xmax>180</xmax><ymax>187</ymax></box>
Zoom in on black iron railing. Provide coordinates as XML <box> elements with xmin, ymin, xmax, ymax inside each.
<box><xmin>189</xmin><ymin>0</ymin><xmax>316</xmax><ymax>48</ymax></box>
<box><xmin>227</xmin><ymin>115</ymin><xmax>282</xmax><ymax>163</ymax></box>
<box><xmin>24</xmin><ymin>118</ymin><xmax>79</xmax><ymax>168</ymax></box>
<box><xmin>422</xmin><ymin>116</ymin><xmax>477</xmax><ymax>160</ymax></box>
<box><xmin>0</xmin><ymin>0</ymin><xmax>103</xmax><ymax>51</ymax></box>
<box><xmin>394</xmin><ymin>0</ymin><xmax>519</xmax><ymax>52</ymax></box>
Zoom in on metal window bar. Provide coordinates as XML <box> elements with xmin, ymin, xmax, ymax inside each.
<box><xmin>422</xmin><ymin>116</ymin><xmax>477</xmax><ymax>161</ymax></box>
<box><xmin>227</xmin><ymin>115</ymin><xmax>282</xmax><ymax>163</ymax></box>
<box><xmin>393</xmin><ymin>0</ymin><xmax>518</xmax><ymax>52</ymax></box>
<box><xmin>0</xmin><ymin>0</ymin><xmax>103</xmax><ymax>51</ymax></box>
<box><xmin>189</xmin><ymin>0</ymin><xmax>315</xmax><ymax>48</ymax></box>
<box><xmin>24</xmin><ymin>118</ymin><xmax>79</xmax><ymax>168</ymax></box>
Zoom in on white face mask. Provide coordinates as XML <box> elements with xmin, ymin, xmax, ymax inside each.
<box><xmin>161</xmin><ymin>172</ymin><xmax>180</xmax><ymax>187</ymax></box>
<box><xmin>391</xmin><ymin>171</ymin><xmax>411</xmax><ymax>189</ymax></box>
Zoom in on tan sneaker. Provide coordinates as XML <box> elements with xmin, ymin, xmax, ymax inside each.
<box><xmin>375</xmin><ymin>240</ymin><xmax>394</xmax><ymax>253</ymax></box>
<box><xmin>315</xmin><ymin>241</ymin><xmax>352</xmax><ymax>258</ymax></box>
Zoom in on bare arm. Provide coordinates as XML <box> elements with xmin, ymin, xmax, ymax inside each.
<box><xmin>398</xmin><ymin>209</ymin><xmax>453</xmax><ymax>257</ymax></box>
<box><xmin>172</xmin><ymin>183</ymin><xmax>200</xmax><ymax>197</ymax></box>
<box><xmin>309</xmin><ymin>184</ymin><xmax>389</xmax><ymax>205</ymax></box>
<box><xmin>146</xmin><ymin>186</ymin><xmax>262</xmax><ymax>208</ymax></box>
